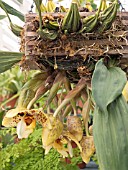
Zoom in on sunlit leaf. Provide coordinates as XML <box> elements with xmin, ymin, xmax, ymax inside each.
<box><xmin>122</xmin><ymin>81</ymin><xmax>128</xmax><ymax>102</ymax></box>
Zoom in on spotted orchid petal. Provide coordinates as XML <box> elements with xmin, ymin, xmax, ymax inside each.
<box><xmin>2</xmin><ymin>116</ymin><xmax>17</xmax><ymax>127</ymax></box>
<box><xmin>67</xmin><ymin>116</ymin><xmax>83</xmax><ymax>141</ymax></box>
<box><xmin>56</xmin><ymin>149</ymin><xmax>68</xmax><ymax>158</ymax></box>
<box><xmin>53</xmin><ymin>140</ymin><xmax>68</xmax><ymax>158</ymax></box>
<box><xmin>63</xmin><ymin>131</ymin><xmax>82</xmax><ymax>152</ymax></box>
<box><xmin>2</xmin><ymin>112</ymin><xmax>24</xmax><ymax>127</ymax></box>
<box><xmin>42</xmin><ymin>115</ymin><xmax>63</xmax><ymax>147</ymax></box>
<box><xmin>80</xmin><ymin>136</ymin><xmax>95</xmax><ymax>163</ymax></box>
<box><xmin>44</xmin><ymin>145</ymin><xmax>53</xmax><ymax>155</ymax></box>
<box><xmin>67</xmin><ymin>141</ymin><xmax>73</xmax><ymax>158</ymax></box>
<box><xmin>5</xmin><ymin>107</ymin><xmax>28</xmax><ymax>118</ymax></box>
<box><xmin>2</xmin><ymin>109</ymin><xmax>33</xmax><ymax>127</ymax></box>
<box><xmin>33</xmin><ymin>110</ymin><xmax>50</xmax><ymax>127</ymax></box>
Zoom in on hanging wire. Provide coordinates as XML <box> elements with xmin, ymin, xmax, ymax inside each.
<box><xmin>118</xmin><ymin>0</ymin><xmax>125</xmax><ymax>11</ymax></box>
<box><xmin>29</xmin><ymin>2</ymin><xmax>34</xmax><ymax>13</ymax></box>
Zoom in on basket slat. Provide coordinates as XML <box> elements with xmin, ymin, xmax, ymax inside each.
<box><xmin>23</xmin><ymin>12</ymin><xmax>128</xmax><ymax>60</ymax></box>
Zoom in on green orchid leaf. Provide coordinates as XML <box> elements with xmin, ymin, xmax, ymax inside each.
<box><xmin>0</xmin><ymin>14</ymin><xmax>6</xmax><ymax>20</ymax></box>
<box><xmin>0</xmin><ymin>1</ymin><xmax>23</xmax><ymax>36</ymax></box>
<box><xmin>1</xmin><ymin>1</ymin><xmax>24</xmax><ymax>21</ymax></box>
<box><xmin>92</xmin><ymin>59</ymin><xmax>127</xmax><ymax>112</ymax></box>
<box><xmin>0</xmin><ymin>51</ymin><xmax>23</xmax><ymax>73</ymax></box>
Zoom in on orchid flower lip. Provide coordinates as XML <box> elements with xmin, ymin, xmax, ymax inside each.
<box><xmin>16</xmin><ymin>116</ymin><xmax>36</xmax><ymax>139</ymax></box>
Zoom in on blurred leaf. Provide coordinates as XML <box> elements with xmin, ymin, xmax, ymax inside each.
<box><xmin>1</xmin><ymin>1</ymin><xmax>24</xmax><ymax>21</ymax></box>
<box><xmin>17</xmin><ymin>0</ymin><xmax>23</xmax><ymax>4</ymax></box>
<box><xmin>0</xmin><ymin>51</ymin><xmax>23</xmax><ymax>73</ymax></box>
<box><xmin>81</xmin><ymin>96</ymin><xmax>91</xmax><ymax>136</ymax></box>
<box><xmin>122</xmin><ymin>81</ymin><xmax>128</xmax><ymax>102</ymax></box>
<box><xmin>91</xmin><ymin>2</ymin><xmax>97</xmax><ymax>10</ymax></box>
<box><xmin>79</xmin><ymin>0</ymin><xmax>84</xmax><ymax>4</ymax></box>
<box><xmin>86</xmin><ymin>0</ymin><xmax>93</xmax><ymax>2</ymax></box>
<box><xmin>0</xmin><ymin>111</ymin><xmax>5</xmax><ymax>126</ymax></box>
<box><xmin>0</xmin><ymin>14</ymin><xmax>6</xmax><ymax>20</ymax></box>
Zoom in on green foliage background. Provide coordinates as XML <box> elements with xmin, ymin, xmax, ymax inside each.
<box><xmin>0</xmin><ymin>127</ymin><xmax>79</xmax><ymax>170</ymax></box>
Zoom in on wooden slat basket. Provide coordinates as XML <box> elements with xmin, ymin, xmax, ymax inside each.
<box><xmin>21</xmin><ymin>11</ymin><xmax>128</xmax><ymax>81</ymax></box>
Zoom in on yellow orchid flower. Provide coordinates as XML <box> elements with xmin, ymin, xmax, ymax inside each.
<box><xmin>43</xmin><ymin>136</ymin><xmax>73</xmax><ymax>158</ymax></box>
<box><xmin>2</xmin><ymin>108</ymin><xmax>29</xmax><ymax>127</ymax></box>
<box><xmin>80</xmin><ymin>136</ymin><xmax>95</xmax><ymax>163</ymax></box>
<box><xmin>56</xmin><ymin>136</ymin><xmax>74</xmax><ymax>158</ymax></box>
<box><xmin>43</xmin><ymin>130</ymin><xmax>83</xmax><ymax>158</ymax></box>
<box><xmin>52</xmin><ymin>139</ymin><xmax>69</xmax><ymax>158</ymax></box>
<box><xmin>67</xmin><ymin>116</ymin><xmax>83</xmax><ymax>141</ymax></box>
<box><xmin>42</xmin><ymin>114</ymin><xmax>63</xmax><ymax>147</ymax></box>
<box><xmin>62</xmin><ymin>130</ymin><xmax>82</xmax><ymax>153</ymax></box>
<box><xmin>2</xmin><ymin>109</ymin><xmax>36</xmax><ymax>139</ymax></box>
